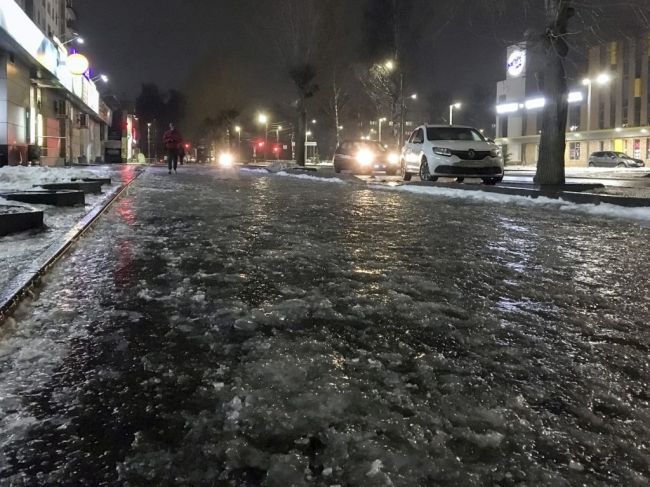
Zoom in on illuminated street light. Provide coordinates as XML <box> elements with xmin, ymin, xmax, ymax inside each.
<box><xmin>257</xmin><ymin>114</ymin><xmax>269</xmax><ymax>160</ymax></box>
<box><xmin>91</xmin><ymin>74</ymin><xmax>109</xmax><ymax>83</ymax></box>
<box><xmin>62</xmin><ymin>35</ymin><xmax>84</xmax><ymax>46</ymax></box>
<box><xmin>449</xmin><ymin>102</ymin><xmax>462</xmax><ymax>125</ymax></box>
<box><xmin>582</xmin><ymin>73</ymin><xmax>612</xmax><ymax>140</ymax></box>
<box><xmin>378</xmin><ymin>117</ymin><xmax>387</xmax><ymax>142</ymax></box>
<box><xmin>410</xmin><ymin>93</ymin><xmax>418</xmax><ymax>100</ymax></box>
<box><xmin>235</xmin><ymin>125</ymin><xmax>241</xmax><ymax>148</ymax></box>
<box><xmin>384</xmin><ymin>60</ymin><xmax>396</xmax><ymax>72</ymax></box>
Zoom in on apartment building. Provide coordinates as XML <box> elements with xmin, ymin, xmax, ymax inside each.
<box><xmin>495</xmin><ymin>35</ymin><xmax>650</xmax><ymax>166</ymax></box>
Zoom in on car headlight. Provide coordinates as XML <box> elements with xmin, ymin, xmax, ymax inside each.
<box><xmin>433</xmin><ymin>147</ymin><xmax>452</xmax><ymax>157</ymax></box>
<box><xmin>218</xmin><ymin>153</ymin><xmax>234</xmax><ymax>167</ymax></box>
<box><xmin>388</xmin><ymin>152</ymin><xmax>399</xmax><ymax>164</ymax></box>
<box><xmin>490</xmin><ymin>148</ymin><xmax>502</xmax><ymax>157</ymax></box>
<box><xmin>356</xmin><ymin>149</ymin><xmax>375</xmax><ymax>166</ymax></box>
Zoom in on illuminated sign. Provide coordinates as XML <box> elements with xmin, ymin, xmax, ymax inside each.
<box><xmin>0</xmin><ymin>0</ymin><xmax>99</xmax><ymax>115</ymax></box>
<box><xmin>67</xmin><ymin>53</ymin><xmax>89</xmax><ymax>75</ymax></box>
<box><xmin>0</xmin><ymin>0</ymin><xmax>58</xmax><ymax>73</ymax></box>
<box><xmin>507</xmin><ymin>49</ymin><xmax>526</xmax><ymax>77</ymax></box>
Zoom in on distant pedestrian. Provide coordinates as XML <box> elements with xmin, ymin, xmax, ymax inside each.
<box><xmin>163</xmin><ymin>123</ymin><xmax>183</xmax><ymax>174</ymax></box>
<box><xmin>179</xmin><ymin>143</ymin><xmax>186</xmax><ymax>166</ymax></box>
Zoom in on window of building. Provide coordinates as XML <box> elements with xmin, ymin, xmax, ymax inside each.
<box><xmin>569</xmin><ymin>142</ymin><xmax>581</xmax><ymax>160</ymax></box>
<box><xmin>634</xmin><ymin>98</ymin><xmax>642</xmax><ymax>127</ymax></box>
<box><xmin>634</xmin><ymin>139</ymin><xmax>641</xmax><ymax>159</ymax></box>
<box><xmin>647</xmin><ymin>139</ymin><xmax>650</xmax><ymax>159</ymax></box>
<box><xmin>599</xmin><ymin>141</ymin><xmax>605</xmax><ymax>151</ymax></box>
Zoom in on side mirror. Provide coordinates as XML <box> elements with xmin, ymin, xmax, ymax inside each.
<box><xmin>487</xmin><ymin>138</ymin><xmax>495</xmax><ymax>144</ymax></box>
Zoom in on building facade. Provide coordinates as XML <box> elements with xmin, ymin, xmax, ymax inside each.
<box><xmin>0</xmin><ymin>0</ymin><xmax>109</xmax><ymax>166</ymax></box>
<box><xmin>495</xmin><ymin>35</ymin><xmax>650</xmax><ymax>166</ymax></box>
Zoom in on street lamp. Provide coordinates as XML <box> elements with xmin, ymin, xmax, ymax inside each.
<box><xmin>91</xmin><ymin>74</ymin><xmax>108</xmax><ymax>83</ymax></box>
<box><xmin>62</xmin><ymin>35</ymin><xmax>84</xmax><ymax>46</ymax></box>
<box><xmin>147</xmin><ymin>122</ymin><xmax>152</xmax><ymax>162</ymax></box>
<box><xmin>258</xmin><ymin>113</ymin><xmax>269</xmax><ymax>161</ymax></box>
<box><xmin>378</xmin><ymin>117</ymin><xmax>387</xmax><ymax>142</ymax></box>
<box><xmin>235</xmin><ymin>125</ymin><xmax>241</xmax><ymax>148</ymax></box>
<box><xmin>276</xmin><ymin>125</ymin><xmax>283</xmax><ymax>142</ymax></box>
<box><xmin>449</xmin><ymin>102</ymin><xmax>462</xmax><ymax>125</ymax></box>
<box><xmin>582</xmin><ymin>73</ymin><xmax>611</xmax><ymax>138</ymax></box>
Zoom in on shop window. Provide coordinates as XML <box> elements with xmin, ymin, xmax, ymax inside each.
<box><xmin>634</xmin><ymin>139</ymin><xmax>641</xmax><ymax>159</ymax></box>
<box><xmin>569</xmin><ymin>142</ymin><xmax>581</xmax><ymax>160</ymax></box>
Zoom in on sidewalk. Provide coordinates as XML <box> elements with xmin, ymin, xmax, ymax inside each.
<box><xmin>0</xmin><ymin>165</ymin><xmax>142</xmax><ymax>321</ymax></box>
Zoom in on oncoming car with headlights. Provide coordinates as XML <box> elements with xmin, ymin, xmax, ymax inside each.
<box><xmin>333</xmin><ymin>140</ymin><xmax>400</xmax><ymax>175</ymax></box>
<box><xmin>401</xmin><ymin>125</ymin><xmax>504</xmax><ymax>185</ymax></box>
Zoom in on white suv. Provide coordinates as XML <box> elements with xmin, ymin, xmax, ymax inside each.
<box><xmin>401</xmin><ymin>125</ymin><xmax>504</xmax><ymax>185</ymax></box>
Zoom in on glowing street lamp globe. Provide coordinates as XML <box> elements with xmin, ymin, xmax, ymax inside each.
<box><xmin>66</xmin><ymin>53</ymin><xmax>89</xmax><ymax>75</ymax></box>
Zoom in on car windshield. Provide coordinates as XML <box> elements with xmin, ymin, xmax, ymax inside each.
<box><xmin>354</xmin><ymin>141</ymin><xmax>387</xmax><ymax>152</ymax></box>
<box><xmin>615</xmin><ymin>152</ymin><xmax>632</xmax><ymax>159</ymax></box>
<box><xmin>426</xmin><ymin>127</ymin><xmax>485</xmax><ymax>142</ymax></box>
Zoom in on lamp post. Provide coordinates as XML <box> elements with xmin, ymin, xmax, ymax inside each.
<box><xmin>449</xmin><ymin>102</ymin><xmax>462</xmax><ymax>125</ymax></box>
<box><xmin>276</xmin><ymin>125</ymin><xmax>282</xmax><ymax>143</ymax></box>
<box><xmin>62</xmin><ymin>35</ymin><xmax>84</xmax><ymax>46</ymax></box>
<box><xmin>91</xmin><ymin>74</ymin><xmax>108</xmax><ymax>83</ymax></box>
<box><xmin>147</xmin><ymin>122</ymin><xmax>152</xmax><ymax>163</ymax></box>
<box><xmin>235</xmin><ymin>126</ymin><xmax>241</xmax><ymax>147</ymax></box>
<box><xmin>582</xmin><ymin>73</ymin><xmax>611</xmax><ymax>149</ymax></box>
<box><xmin>258</xmin><ymin>113</ymin><xmax>269</xmax><ymax>161</ymax></box>
<box><xmin>378</xmin><ymin>117</ymin><xmax>387</xmax><ymax>142</ymax></box>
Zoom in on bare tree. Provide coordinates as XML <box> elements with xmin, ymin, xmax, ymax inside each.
<box><xmin>263</xmin><ymin>0</ymin><xmax>324</xmax><ymax>166</ymax></box>
<box><xmin>473</xmin><ymin>0</ymin><xmax>650</xmax><ymax>185</ymax></box>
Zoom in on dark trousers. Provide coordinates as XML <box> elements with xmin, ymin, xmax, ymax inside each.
<box><xmin>167</xmin><ymin>149</ymin><xmax>179</xmax><ymax>171</ymax></box>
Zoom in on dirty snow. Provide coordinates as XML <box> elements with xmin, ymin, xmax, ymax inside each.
<box><xmin>1</xmin><ymin>167</ymin><xmax>650</xmax><ymax>486</ymax></box>
<box><xmin>0</xmin><ymin>165</ymin><xmax>112</xmax><ymax>191</ymax></box>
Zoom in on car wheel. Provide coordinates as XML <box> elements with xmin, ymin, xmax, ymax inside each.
<box><xmin>588</xmin><ymin>162</ymin><xmax>595</xmax><ymax>167</ymax></box>
<box><xmin>617</xmin><ymin>163</ymin><xmax>626</xmax><ymax>168</ymax></box>
<box><xmin>401</xmin><ymin>160</ymin><xmax>412</xmax><ymax>181</ymax></box>
<box><xmin>419</xmin><ymin>158</ymin><xmax>435</xmax><ymax>182</ymax></box>
<box><xmin>334</xmin><ymin>165</ymin><xmax>341</xmax><ymax>173</ymax></box>
<box><xmin>456</xmin><ymin>177</ymin><xmax>465</xmax><ymax>183</ymax></box>
<box><xmin>482</xmin><ymin>177</ymin><xmax>502</xmax><ymax>185</ymax></box>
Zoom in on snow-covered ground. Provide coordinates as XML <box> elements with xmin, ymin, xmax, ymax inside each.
<box><xmin>1</xmin><ymin>166</ymin><xmax>650</xmax><ymax>485</ymax></box>
<box><xmin>0</xmin><ymin>166</ymin><xmax>131</xmax><ymax>294</ymax></box>
<box><xmin>0</xmin><ymin>165</ymin><xmax>112</xmax><ymax>191</ymax></box>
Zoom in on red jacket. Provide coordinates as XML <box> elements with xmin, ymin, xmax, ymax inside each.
<box><xmin>163</xmin><ymin>128</ymin><xmax>182</xmax><ymax>150</ymax></box>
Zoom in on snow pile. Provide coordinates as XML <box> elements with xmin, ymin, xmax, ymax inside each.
<box><xmin>0</xmin><ymin>166</ymin><xmax>111</xmax><ymax>191</ymax></box>
<box><xmin>275</xmin><ymin>171</ymin><xmax>347</xmax><ymax>184</ymax></box>
<box><xmin>377</xmin><ymin>184</ymin><xmax>650</xmax><ymax>223</ymax></box>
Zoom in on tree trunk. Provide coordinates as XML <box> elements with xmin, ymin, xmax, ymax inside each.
<box><xmin>296</xmin><ymin>100</ymin><xmax>307</xmax><ymax>166</ymax></box>
<box><xmin>535</xmin><ymin>0</ymin><xmax>573</xmax><ymax>186</ymax></box>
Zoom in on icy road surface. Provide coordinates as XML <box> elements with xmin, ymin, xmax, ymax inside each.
<box><xmin>1</xmin><ymin>167</ymin><xmax>650</xmax><ymax>486</ymax></box>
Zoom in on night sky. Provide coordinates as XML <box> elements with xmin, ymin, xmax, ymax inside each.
<box><xmin>74</xmin><ymin>0</ymin><xmax>546</xmax><ymax>137</ymax></box>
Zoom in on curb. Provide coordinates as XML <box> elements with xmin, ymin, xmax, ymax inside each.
<box><xmin>0</xmin><ymin>169</ymin><xmax>144</xmax><ymax>324</ymax></box>
<box><xmin>406</xmin><ymin>181</ymin><xmax>650</xmax><ymax>207</ymax></box>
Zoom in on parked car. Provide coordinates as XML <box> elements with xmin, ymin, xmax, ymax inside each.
<box><xmin>333</xmin><ymin>140</ymin><xmax>400</xmax><ymax>175</ymax></box>
<box><xmin>587</xmin><ymin>151</ymin><xmax>646</xmax><ymax>168</ymax></box>
<box><xmin>401</xmin><ymin>125</ymin><xmax>504</xmax><ymax>184</ymax></box>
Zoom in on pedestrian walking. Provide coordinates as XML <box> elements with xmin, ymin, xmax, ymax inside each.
<box><xmin>163</xmin><ymin>123</ymin><xmax>183</xmax><ymax>174</ymax></box>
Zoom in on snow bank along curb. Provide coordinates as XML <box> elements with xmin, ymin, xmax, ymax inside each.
<box><xmin>0</xmin><ymin>171</ymin><xmax>143</xmax><ymax>324</ymax></box>
<box><xmin>372</xmin><ymin>184</ymin><xmax>650</xmax><ymax>223</ymax></box>
<box><xmin>240</xmin><ymin>167</ymin><xmax>361</xmax><ymax>184</ymax></box>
